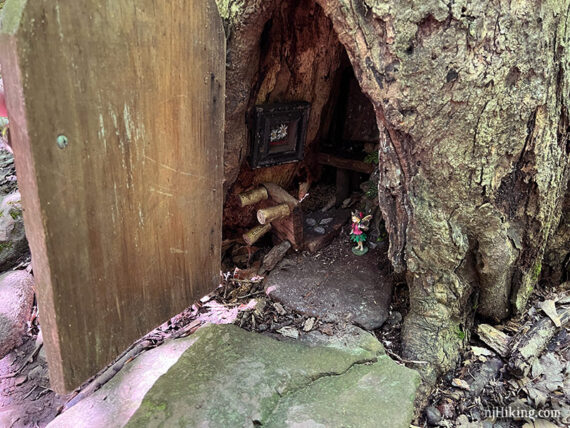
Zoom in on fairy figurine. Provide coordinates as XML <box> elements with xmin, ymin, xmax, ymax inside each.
<box><xmin>350</xmin><ymin>211</ymin><xmax>372</xmax><ymax>255</ymax></box>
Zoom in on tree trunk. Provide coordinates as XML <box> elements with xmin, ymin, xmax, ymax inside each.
<box><xmin>217</xmin><ymin>0</ymin><xmax>570</xmax><ymax>385</ymax></box>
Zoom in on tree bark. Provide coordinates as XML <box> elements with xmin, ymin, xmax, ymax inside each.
<box><xmin>217</xmin><ymin>0</ymin><xmax>570</xmax><ymax>385</ymax></box>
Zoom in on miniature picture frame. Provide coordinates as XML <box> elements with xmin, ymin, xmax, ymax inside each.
<box><xmin>250</xmin><ymin>102</ymin><xmax>310</xmax><ymax>168</ymax></box>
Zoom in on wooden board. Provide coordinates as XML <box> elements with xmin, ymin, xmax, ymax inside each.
<box><xmin>317</xmin><ymin>152</ymin><xmax>374</xmax><ymax>174</ymax></box>
<box><xmin>0</xmin><ymin>0</ymin><xmax>225</xmax><ymax>392</ymax></box>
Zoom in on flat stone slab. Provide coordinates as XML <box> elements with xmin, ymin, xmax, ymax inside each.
<box><xmin>48</xmin><ymin>335</ymin><xmax>200</xmax><ymax>428</ymax></box>
<box><xmin>265</xmin><ymin>248</ymin><xmax>392</xmax><ymax>330</ymax></box>
<box><xmin>265</xmin><ymin>357</ymin><xmax>419</xmax><ymax>427</ymax></box>
<box><xmin>126</xmin><ymin>324</ymin><xmax>419</xmax><ymax>427</ymax></box>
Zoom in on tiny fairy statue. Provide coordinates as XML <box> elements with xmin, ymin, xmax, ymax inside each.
<box><xmin>350</xmin><ymin>211</ymin><xmax>372</xmax><ymax>255</ymax></box>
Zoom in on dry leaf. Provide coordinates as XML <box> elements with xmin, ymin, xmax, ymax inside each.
<box><xmin>471</xmin><ymin>346</ymin><xmax>495</xmax><ymax>357</ymax></box>
<box><xmin>533</xmin><ymin>420</ymin><xmax>560</xmax><ymax>428</ymax></box>
<box><xmin>303</xmin><ymin>317</ymin><xmax>316</xmax><ymax>332</ymax></box>
<box><xmin>451</xmin><ymin>378</ymin><xmax>471</xmax><ymax>391</ymax></box>
<box><xmin>277</xmin><ymin>326</ymin><xmax>299</xmax><ymax>339</ymax></box>
<box><xmin>539</xmin><ymin>300</ymin><xmax>561</xmax><ymax>327</ymax></box>
<box><xmin>273</xmin><ymin>302</ymin><xmax>287</xmax><ymax>315</ymax></box>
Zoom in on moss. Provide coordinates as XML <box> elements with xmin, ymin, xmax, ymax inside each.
<box><xmin>0</xmin><ymin>241</ymin><xmax>12</xmax><ymax>252</ymax></box>
<box><xmin>454</xmin><ymin>325</ymin><xmax>466</xmax><ymax>341</ymax></box>
<box><xmin>531</xmin><ymin>261</ymin><xmax>542</xmax><ymax>282</ymax></box>
<box><xmin>9</xmin><ymin>208</ymin><xmax>21</xmax><ymax>220</ymax></box>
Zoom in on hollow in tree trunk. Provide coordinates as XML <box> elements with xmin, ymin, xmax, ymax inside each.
<box><xmin>217</xmin><ymin>0</ymin><xmax>570</xmax><ymax>386</ymax></box>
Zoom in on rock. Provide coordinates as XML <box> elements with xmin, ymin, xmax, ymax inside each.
<box><xmin>319</xmin><ymin>217</ymin><xmax>333</xmax><ymax>225</ymax></box>
<box><xmin>313</xmin><ymin>226</ymin><xmax>325</xmax><ymax>234</ymax></box>
<box><xmin>0</xmin><ymin>270</ymin><xmax>34</xmax><ymax>358</ymax></box>
<box><xmin>0</xmin><ymin>150</ymin><xmax>17</xmax><ymax>195</ymax></box>
<box><xmin>264</xmin><ymin>357</ymin><xmax>419</xmax><ymax>427</ymax></box>
<box><xmin>299</xmin><ymin>323</ymin><xmax>384</xmax><ymax>360</ymax></box>
<box><xmin>0</xmin><ymin>192</ymin><xmax>28</xmax><ymax>271</ymax></box>
<box><xmin>126</xmin><ymin>324</ymin><xmax>419</xmax><ymax>428</ymax></box>
<box><xmin>305</xmin><ymin>217</ymin><xmax>316</xmax><ymax>226</ymax></box>
<box><xmin>265</xmin><ymin>250</ymin><xmax>392</xmax><ymax>330</ymax></box>
<box><xmin>426</xmin><ymin>406</ymin><xmax>442</xmax><ymax>425</ymax></box>
<box><xmin>47</xmin><ymin>334</ymin><xmax>199</xmax><ymax>428</ymax></box>
<box><xmin>386</xmin><ymin>310</ymin><xmax>403</xmax><ymax>326</ymax></box>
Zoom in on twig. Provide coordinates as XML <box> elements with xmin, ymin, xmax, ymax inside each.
<box><xmin>237</xmin><ymin>291</ymin><xmax>265</xmax><ymax>299</ymax></box>
<box><xmin>23</xmin><ymin>385</ymin><xmax>40</xmax><ymax>399</ymax></box>
<box><xmin>385</xmin><ymin>348</ymin><xmax>428</xmax><ymax>365</ymax></box>
<box><xmin>62</xmin><ymin>339</ymin><xmax>154</xmax><ymax>412</ymax></box>
<box><xmin>230</xmin><ymin>278</ymin><xmax>263</xmax><ymax>284</ymax></box>
<box><xmin>0</xmin><ymin>342</ymin><xmax>43</xmax><ymax>379</ymax></box>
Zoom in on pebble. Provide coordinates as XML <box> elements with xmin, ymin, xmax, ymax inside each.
<box><xmin>425</xmin><ymin>406</ymin><xmax>442</xmax><ymax>425</ymax></box>
<box><xmin>306</xmin><ymin>218</ymin><xmax>317</xmax><ymax>226</ymax></box>
<box><xmin>319</xmin><ymin>218</ymin><xmax>333</xmax><ymax>225</ymax></box>
<box><xmin>313</xmin><ymin>226</ymin><xmax>325</xmax><ymax>234</ymax></box>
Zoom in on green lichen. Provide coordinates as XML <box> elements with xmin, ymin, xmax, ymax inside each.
<box><xmin>531</xmin><ymin>261</ymin><xmax>542</xmax><ymax>282</ymax></box>
<box><xmin>0</xmin><ymin>241</ymin><xmax>12</xmax><ymax>252</ymax></box>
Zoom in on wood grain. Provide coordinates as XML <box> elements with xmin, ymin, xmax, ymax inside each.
<box><xmin>0</xmin><ymin>0</ymin><xmax>225</xmax><ymax>392</ymax></box>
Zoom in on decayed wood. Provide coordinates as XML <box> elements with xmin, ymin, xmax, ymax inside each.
<box><xmin>476</xmin><ymin>324</ymin><xmax>511</xmax><ymax>357</ymax></box>
<box><xmin>317</xmin><ymin>152</ymin><xmax>374</xmax><ymax>174</ymax></box>
<box><xmin>257</xmin><ymin>204</ymin><xmax>291</xmax><ymax>225</ymax></box>
<box><xmin>243</xmin><ymin>224</ymin><xmax>272</xmax><ymax>246</ymax></box>
<box><xmin>259</xmin><ymin>240</ymin><xmax>291</xmax><ymax>275</ymax></box>
<box><xmin>508</xmin><ymin>306</ymin><xmax>570</xmax><ymax>378</ymax></box>
<box><xmin>237</xmin><ymin>187</ymin><xmax>268</xmax><ymax>207</ymax></box>
<box><xmin>0</xmin><ymin>0</ymin><xmax>225</xmax><ymax>393</ymax></box>
<box><xmin>261</xmin><ymin>182</ymin><xmax>299</xmax><ymax>209</ymax></box>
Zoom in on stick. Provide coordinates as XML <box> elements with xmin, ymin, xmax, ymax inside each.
<box><xmin>242</xmin><ymin>224</ymin><xmax>271</xmax><ymax>246</ymax></box>
<box><xmin>261</xmin><ymin>182</ymin><xmax>298</xmax><ymax>209</ymax></box>
<box><xmin>477</xmin><ymin>324</ymin><xmax>511</xmax><ymax>357</ymax></box>
<box><xmin>508</xmin><ymin>305</ymin><xmax>570</xmax><ymax>378</ymax></box>
<box><xmin>62</xmin><ymin>340</ymin><xmax>154</xmax><ymax>412</ymax></box>
<box><xmin>237</xmin><ymin>187</ymin><xmax>268</xmax><ymax>207</ymax></box>
<box><xmin>257</xmin><ymin>204</ymin><xmax>290</xmax><ymax>225</ymax></box>
<box><xmin>259</xmin><ymin>240</ymin><xmax>291</xmax><ymax>275</ymax></box>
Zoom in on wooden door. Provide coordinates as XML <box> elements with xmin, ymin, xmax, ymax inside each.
<box><xmin>0</xmin><ymin>0</ymin><xmax>225</xmax><ymax>393</ymax></box>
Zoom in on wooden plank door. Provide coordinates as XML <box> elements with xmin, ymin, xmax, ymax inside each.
<box><xmin>0</xmin><ymin>0</ymin><xmax>225</xmax><ymax>393</ymax></box>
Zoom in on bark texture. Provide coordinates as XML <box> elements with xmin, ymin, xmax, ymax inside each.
<box><xmin>218</xmin><ymin>0</ymin><xmax>570</xmax><ymax>384</ymax></box>
<box><xmin>218</xmin><ymin>0</ymin><xmax>347</xmax><ymax>229</ymax></box>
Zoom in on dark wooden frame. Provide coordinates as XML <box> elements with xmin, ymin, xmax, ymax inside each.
<box><xmin>250</xmin><ymin>102</ymin><xmax>310</xmax><ymax>168</ymax></box>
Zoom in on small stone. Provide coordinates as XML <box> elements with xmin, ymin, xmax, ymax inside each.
<box><xmin>313</xmin><ymin>226</ymin><xmax>325</xmax><ymax>234</ymax></box>
<box><xmin>14</xmin><ymin>375</ymin><xmax>26</xmax><ymax>386</ymax></box>
<box><xmin>438</xmin><ymin>402</ymin><xmax>455</xmax><ymax>419</ymax></box>
<box><xmin>387</xmin><ymin>311</ymin><xmax>402</xmax><ymax>325</ymax></box>
<box><xmin>425</xmin><ymin>406</ymin><xmax>442</xmax><ymax>425</ymax></box>
<box><xmin>319</xmin><ymin>218</ymin><xmax>333</xmax><ymax>225</ymax></box>
<box><xmin>305</xmin><ymin>218</ymin><xmax>317</xmax><ymax>226</ymax></box>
